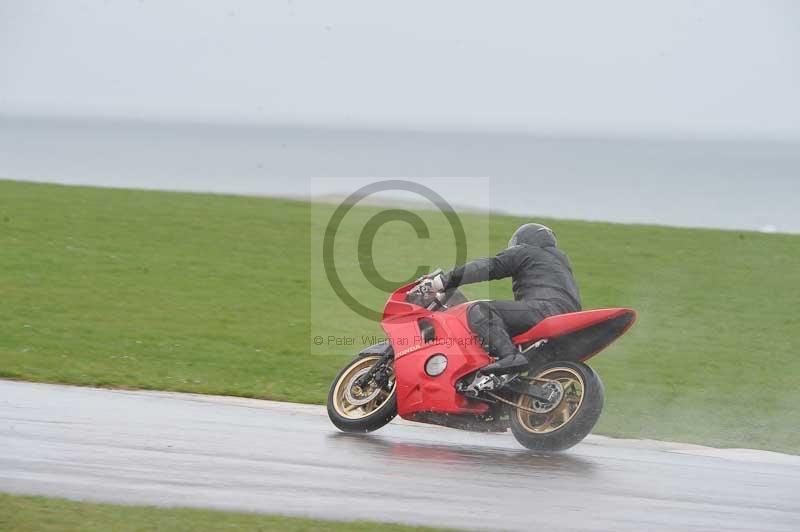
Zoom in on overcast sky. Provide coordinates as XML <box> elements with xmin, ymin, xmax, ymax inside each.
<box><xmin>2</xmin><ymin>0</ymin><xmax>799</xmax><ymax>139</ymax></box>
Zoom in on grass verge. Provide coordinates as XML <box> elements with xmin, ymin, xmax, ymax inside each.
<box><xmin>1</xmin><ymin>180</ymin><xmax>798</xmax><ymax>452</ymax></box>
<box><xmin>0</xmin><ymin>493</ymin><xmax>451</xmax><ymax>532</ymax></box>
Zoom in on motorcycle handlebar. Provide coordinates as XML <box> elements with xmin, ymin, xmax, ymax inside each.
<box><xmin>407</xmin><ymin>268</ymin><xmax>447</xmax><ymax>310</ymax></box>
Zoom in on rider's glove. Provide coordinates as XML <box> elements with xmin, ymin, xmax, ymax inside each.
<box><xmin>429</xmin><ymin>273</ymin><xmax>448</xmax><ymax>293</ymax></box>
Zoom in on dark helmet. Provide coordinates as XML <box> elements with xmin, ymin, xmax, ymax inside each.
<box><xmin>508</xmin><ymin>223</ymin><xmax>557</xmax><ymax>248</ymax></box>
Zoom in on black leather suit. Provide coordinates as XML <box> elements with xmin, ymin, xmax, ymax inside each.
<box><xmin>443</xmin><ymin>225</ymin><xmax>581</xmax><ymax>362</ymax></box>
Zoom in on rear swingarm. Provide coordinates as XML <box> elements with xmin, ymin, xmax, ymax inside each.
<box><xmin>457</xmin><ymin>374</ymin><xmax>557</xmax><ymax>403</ymax></box>
<box><xmin>504</xmin><ymin>379</ymin><xmax>560</xmax><ymax>403</ymax></box>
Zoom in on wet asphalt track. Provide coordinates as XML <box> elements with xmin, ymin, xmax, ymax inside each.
<box><xmin>1</xmin><ymin>380</ymin><xmax>799</xmax><ymax>531</ymax></box>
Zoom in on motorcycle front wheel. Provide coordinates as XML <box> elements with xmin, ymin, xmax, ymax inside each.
<box><xmin>510</xmin><ymin>361</ymin><xmax>604</xmax><ymax>451</ymax></box>
<box><xmin>327</xmin><ymin>354</ymin><xmax>397</xmax><ymax>433</ymax></box>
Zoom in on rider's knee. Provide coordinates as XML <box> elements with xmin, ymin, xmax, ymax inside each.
<box><xmin>467</xmin><ymin>301</ymin><xmax>494</xmax><ymax>329</ymax></box>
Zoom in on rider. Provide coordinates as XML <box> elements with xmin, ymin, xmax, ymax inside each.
<box><xmin>429</xmin><ymin>223</ymin><xmax>581</xmax><ymax>375</ymax></box>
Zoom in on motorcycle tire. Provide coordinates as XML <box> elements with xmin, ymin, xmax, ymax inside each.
<box><xmin>327</xmin><ymin>354</ymin><xmax>397</xmax><ymax>433</ymax></box>
<box><xmin>510</xmin><ymin>360</ymin><xmax>604</xmax><ymax>451</ymax></box>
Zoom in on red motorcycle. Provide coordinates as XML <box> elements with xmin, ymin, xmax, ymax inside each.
<box><xmin>327</xmin><ymin>270</ymin><xmax>636</xmax><ymax>451</ymax></box>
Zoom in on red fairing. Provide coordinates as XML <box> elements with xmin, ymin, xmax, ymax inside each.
<box><xmin>512</xmin><ymin>308</ymin><xmax>635</xmax><ymax>344</ymax></box>
<box><xmin>512</xmin><ymin>307</ymin><xmax>637</xmax><ymax>362</ymax></box>
<box><xmin>382</xmin><ymin>289</ymin><xmax>490</xmax><ymax>418</ymax></box>
<box><xmin>381</xmin><ymin>281</ymin><xmax>420</xmax><ymax>322</ymax></box>
<box><xmin>382</xmin><ymin>283</ymin><xmax>635</xmax><ymax>420</ymax></box>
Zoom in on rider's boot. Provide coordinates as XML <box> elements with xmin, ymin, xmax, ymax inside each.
<box><xmin>467</xmin><ymin>302</ymin><xmax>530</xmax><ymax>376</ymax></box>
<box><xmin>481</xmin><ymin>352</ymin><xmax>529</xmax><ymax>376</ymax></box>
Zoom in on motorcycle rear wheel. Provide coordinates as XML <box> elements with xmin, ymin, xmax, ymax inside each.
<box><xmin>510</xmin><ymin>361</ymin><xmax>604</xmax><ymax>451</ymax></box>
<box><xmin>327</xmin><ymin>354</ymin><xmax>397</xmax><ymax>433</ymax></box>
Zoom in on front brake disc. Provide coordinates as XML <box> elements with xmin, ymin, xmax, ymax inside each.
<box><xmin>344</xmin><ymin>368</ymin><xmax>383</xmax><ymax>406</ymax></box>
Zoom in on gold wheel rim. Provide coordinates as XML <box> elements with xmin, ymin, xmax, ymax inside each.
<box><xmin>332</xmin><ymin>356</ymin><xmax>396</xmax><ymax>420</ymax></box>
<box><xmin>516</xmin><ymin>367</ymin><xmax>585</xmax><ymax>434</ymax></box>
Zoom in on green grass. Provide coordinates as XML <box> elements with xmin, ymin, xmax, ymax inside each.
<box><xmin>0</xmin><ymin>493</ymin><xmax>452</xmax><ymax>531</ymax></box>
<box><xmin>1</xmin><ymin>180</ymin><xmax>799</xmax><ymax>453</ymax></box>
